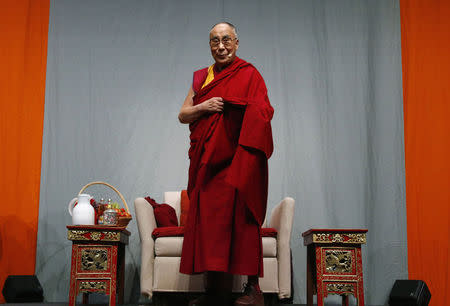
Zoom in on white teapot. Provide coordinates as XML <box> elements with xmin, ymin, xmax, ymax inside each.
<box><xmin>68</xmin><ymin>193</ymin><xmax>95</xmax><ymax>225</ymax></box>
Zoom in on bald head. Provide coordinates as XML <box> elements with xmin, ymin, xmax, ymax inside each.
<box><xmin>210</xmin><ymin>22</ymin><xmax>238</xmax><ymax>39</ymax></box>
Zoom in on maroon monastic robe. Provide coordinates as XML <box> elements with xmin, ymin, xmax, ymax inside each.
<box><xmin>180</xmin><ymin>57</ymin><xmax>273</xmax><ymax>277</ymax></box>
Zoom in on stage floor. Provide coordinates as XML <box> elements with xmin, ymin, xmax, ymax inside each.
<box><xmin>5</xmin><ymin>303</ymin><xmax>382</xmax><ymax>306</ymax></box>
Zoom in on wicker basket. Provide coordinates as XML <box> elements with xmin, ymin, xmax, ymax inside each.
<box><xmin>78</xmin><ymin>181</ymin><xmax>132</xmax><ymax>228</ymax></box>
<box><xmin>117</xmin><ymin>216</ymin><xmax>132</xmax><ymax>227</ymax></box>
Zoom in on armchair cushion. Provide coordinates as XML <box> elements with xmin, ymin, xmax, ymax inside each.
<box><xmin>145</xmin><ymin>197</ymin><xmax>178</xmax><ymax>227</ymax></box>
<box><xmin>154</xmin><ymin>236</ymin><xmax>277</xmax><ymax>257</ymax></box>
<box><xmin>152</xmin><ymin>226</ymin><xmax>278</xmax><ymax>257</ymax></box>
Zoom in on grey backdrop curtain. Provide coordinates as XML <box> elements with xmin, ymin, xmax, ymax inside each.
<box><xmin>37</xmin><ymin>0</ymin><xmax>407</xmax><ymax>304</ymax></box>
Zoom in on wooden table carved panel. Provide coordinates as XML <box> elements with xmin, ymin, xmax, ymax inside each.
<box><xmin>302</xmin><ymin>229</ymin><xmax>367</xmax><ymax>306</ymax></box>
<box><xmin>67</xmin><ymin>225</ymin><xmax>130</xmax><ymax>306</ymax></box>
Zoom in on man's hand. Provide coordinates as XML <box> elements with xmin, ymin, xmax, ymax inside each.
<box><xmin>200</xmin><ymin>97</ymin><xmax>224</xmax><ymax>113</ymax></box>
<box><xmin>179</xmin><ymin>87</ymin><xmax>224</xmax><ymax>124</ymax></box>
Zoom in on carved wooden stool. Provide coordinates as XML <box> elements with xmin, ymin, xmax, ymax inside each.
<box><xmin>302</xmin><ymin>229</ymin><xmax>367</xmax><ymax>306</ymax></box>
<box><xmin>67</xmin><ymin>225</ymin><xmax>130</xmax><ymax>306</ymax></box>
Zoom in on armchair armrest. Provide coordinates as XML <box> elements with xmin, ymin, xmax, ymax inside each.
<box><xmin>269</xmin><ymin>197</ymin><xmax>295</xmax><ymax>299</ymax></box>
<box><xmin>134</xmin><ymin>197</ymin><xmax>157</xmax><ymax>298</ymax></box>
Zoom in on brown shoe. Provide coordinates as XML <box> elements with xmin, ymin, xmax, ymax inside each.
<box><xmin>234</xmin><ymin>283</ymin><xmax>264</xmax><ymax>306</ymax></box>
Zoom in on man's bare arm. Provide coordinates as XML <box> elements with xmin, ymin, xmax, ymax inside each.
<box><xmin>178</xmin><ymin>86</ymin><xmax>224</xmax><ymax>124</ymax></box>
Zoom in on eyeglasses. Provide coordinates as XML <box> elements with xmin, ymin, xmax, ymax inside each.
<box><xmin>209</xmin><ymin>36</ymin><xmax>237</xmax><ymax>47</ymax></box>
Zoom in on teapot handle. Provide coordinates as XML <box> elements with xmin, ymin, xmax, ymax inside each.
<box><xmin>68</xmin><ymin>197</ymin><xmax>78</xmax><ymax>216</ymax></box>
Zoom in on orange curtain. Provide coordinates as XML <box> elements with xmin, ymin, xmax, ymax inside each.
<box><xmin>0</xmin><ymin>0</ymin><xmax>50</xmax><ymax>302</ymax></box>
<box><xmin>400</xmin><ymin>1</ymin><xmax>450</xmax><ymax>305</ymax></box>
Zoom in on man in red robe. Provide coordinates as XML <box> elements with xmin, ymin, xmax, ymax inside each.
<box><xmin>178</xmin><ymin>22</ymin><xmax>273</xmax><ymax>306</ymax></box>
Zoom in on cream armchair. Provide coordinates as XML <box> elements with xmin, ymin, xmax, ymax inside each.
<box><xmin>135</xmin><ymin>192</ymin><xmax>294</xmax><ymax>303</ymax></box>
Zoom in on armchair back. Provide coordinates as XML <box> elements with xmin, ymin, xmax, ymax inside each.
<box><xmin>163</xmin><ymin>191</ymin><xmax>181</xmax><ymax>222</ymax></box>
<box><xmin>164</xmin><ymin>191</ymin><xmax>270</xmax><ymax>227</ymax></box>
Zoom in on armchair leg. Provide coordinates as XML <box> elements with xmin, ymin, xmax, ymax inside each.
<box><xmin>152</xmin><ymin>293</ymin><xmax>169</xmax><ymax>306</ymax></box>
<box><xmin>264</xmin><ymin>293</ymin><xmax>279</xmax><ymax>306</ymax></box>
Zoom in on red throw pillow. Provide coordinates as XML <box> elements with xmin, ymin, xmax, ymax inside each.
<box><xmin>261</xmin><ymin>228</ymin><xmax>277</xmax><ymax>237</ymax></box>
<box><xmin>152</xmin><ymin>226</ymin><xmax>184</xmax><ymax>239</ymax></box>
<box><xmin>145</xmin><ymin>197</ymin><xmax>178</xmax><ymax>227</ymax></box>
<box><xmin>180</xmin><ymin>190</ymin><xmax>190</xmax><ymax>226</ymax></box>
<box><xmin>150</xmin><ymin>226</ymin><xmax>276</xmax><ymax>239</ymax></box>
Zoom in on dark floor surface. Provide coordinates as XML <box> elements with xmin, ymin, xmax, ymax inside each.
<box><xmin>3</xmin><ymin>293</ymin><xmax>386</xmax><ymax>306</ymax></box>
<box><xmin>3</xmin><ymin>303</ymin><xmax>385</xmax><ymax>306</ymax></box>
<box><xmin>3</xmin><ymin>304</ymin><xmax>385</xmax><ymax>306</ymax></box>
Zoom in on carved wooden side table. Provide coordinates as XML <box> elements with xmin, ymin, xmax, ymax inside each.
<box><xmin>302</xmin><ymin>229</ymin><xmax>367</xmax><ymax>306</ymax></box>
<box><xmin>67</xmin><ymin>225</ymin><xmax>130</xmax><ymax>306</ymax></box>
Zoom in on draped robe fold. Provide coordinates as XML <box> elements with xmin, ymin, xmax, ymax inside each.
<box><xmin>180</xmin><ymin>57</ymin><xmax>274</xmax><ymax>277</ymax></box>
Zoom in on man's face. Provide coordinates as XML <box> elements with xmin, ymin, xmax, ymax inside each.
<box><xmin>209</xmin><ymin>24</ymin><xmax>239</xmax><ymax>68</ymax></box>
